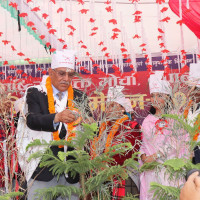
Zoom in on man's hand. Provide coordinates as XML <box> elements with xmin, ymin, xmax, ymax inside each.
<box><xmin>54</xmin><ymin>109</ymin><xmax>76</xmax><ymax>123</ymax></box>
<box><xmin>180</xmin><ymin>171</ymin><xmax>200</xmax><ymax>200</ymax></box>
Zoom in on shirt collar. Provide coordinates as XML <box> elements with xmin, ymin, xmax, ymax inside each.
<box><xmin>51</xmin><ymin>84</ymin><xmax>67</xmax><ymax>97</ymax></box>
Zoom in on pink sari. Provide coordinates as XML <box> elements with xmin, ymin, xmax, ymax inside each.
<box><xmin>139</xmin><ymin>114</ymin><xmax>189</xmax><ymax>200</ymax></box>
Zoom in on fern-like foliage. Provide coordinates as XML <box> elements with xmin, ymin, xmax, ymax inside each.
<box><xmin>162</xmin><ymin>113</ymin><xmax>199</xmax><ymax>141</ymax></box>
<box><xmin>0</xmin><ymin>192</ymin><xmax>23</xmax><ymax>200</ymax></box>
<box><xmin>85</xmin><ymin>165</ymin><xmax>128</xmax><ymax>194</ymax></box>
<box><xmin>140</xmin><ymin>161</ymin><xmax>160</xmax><ymax>172</ymax></box>
<box><xmin>27</xmin><ymin>122</ymin><xmax>140</xmax><ymax>199</ymax></box>
<box><xmin>34</xmin><ymin>185</ymin><xmax>81</xmax><ymax>200</ymax></box>
<box><xmin>150</xmin><ymin>182</ymin><xmax>180</xmax><ymax>200</ymax></box>
<box><xmin>122</xmin><ymin>193</ymin><xmax>139</xmax><ymax>200</ymax></box>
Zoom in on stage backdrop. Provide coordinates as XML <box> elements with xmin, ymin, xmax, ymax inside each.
<box><xmin>0</xmin><ymin>54</ymin><xmax>195</xmax><ymax>123</ymax></box>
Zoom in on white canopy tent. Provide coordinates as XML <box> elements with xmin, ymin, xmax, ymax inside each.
<box><xmin>0</xmin><ymin>0</ymin><xmax>199</xmax><ymax>69</ymax></box>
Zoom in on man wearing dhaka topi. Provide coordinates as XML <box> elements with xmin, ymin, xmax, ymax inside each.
<box><xmin>16</xmin><ymin>50</ymin><xmax>92</xmax><ymax>200</ymax></box>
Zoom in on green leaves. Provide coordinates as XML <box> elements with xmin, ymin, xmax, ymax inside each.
<box><xmin>140</xmin><ymin>161</ymin><xmax>160</xmax><ymax>172</ymax></box>
<box><xmin>82</xmin><ymin>122</ymin><xmax>98</xmax><ymax>132</ymax></box>
<box><xmin>162</xmin><ymin>113</ymin><xmax>199</xmax><ymax>140</ymax></box>
<box><xmin>163</xmin><ymin>158</ymin><xmax>186</xmax><ymax>171</ymax></box>
<box><xmin>34</xmin><ymin>185</ymin><xmax>81</xmax><ymax>200</ymax></box>
<box><xmin>0</xmin><ymin>192</ymin><xmax>24</xmax><ymax>200</ymax></box>
<box><xmin>150</xmin><ymin>182</ymin><xmax>180</xmax><ymax>200</ymax></box>
<box><xmin>26</xmin><ymin>121</ymin><xmax>140</xmax><ymax>199</ymax></box>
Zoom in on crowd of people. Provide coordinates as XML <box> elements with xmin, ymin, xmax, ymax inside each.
<box><xmin>0</xmin><ymin>50</ymin><xmax>200</xmax><ymax>200</ymax></box>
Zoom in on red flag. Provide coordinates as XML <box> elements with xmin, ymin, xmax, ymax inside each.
<box><xmin>31</xmin><ymin>7</ymin><xmax>40</xmax><ymax>12</ymax></box>
<box><xmin>42</xmin><ymin>13</ymin><xmax>49</xmax><ymax>19</ymax></box>
<box><xmin>111</xmin><ymin>33</ymin><xmax>119</xmax><ymax>40</ymax></box>
<box><xmin>80</xmin><ymin>9</ymin><xmax>89</xmax><ymax>14</ymax></box>
<box><xmin>46</xmin><ymin>42</ymin><xmax>51</xmax><ymax>47</ymax></box>
<box><xmin>133</xmin><ymin>34</ymin><xmax>141</xmax><ymax>39</ymax></box>
<box><xmin>161</xmin><ymin>7</ymin><xmax>168</xmax><ymax>13</ymax></box>
<box><xmin>3</xmin><ymin>61</ymin><xmax>8</xmax><ymax>65</ymax></box>
<box><xmin>158</xmin><ymin>28</ymin><xmax>164</xmax><ymax>33</ymax></box>
<box><xmin>156</xmin><ymin>0</ymin><xmax>165</xmax><ymax>4</ymax></box>
<box><xmin>157</xmin><ymin>35</ymin><xmax>163</xmax><ymax>40</ymax></box>
<box><xmin>105</xmin><ymin>6</ymin><xmax>113</xmax><ymax>12</ymax></box>
<box><xmin>50</xmin><ymin>48</ymin><xmax>56</xmax><ymax>53</ymax></box>
<box><xmin>176</xmin><ymin>20</ymin><xmax>184</xmax><ymax>25</ymax></box>
<box><xmin>9</xmin><ymin>2</ymin><xmax>18</xmax><ymax>10</ymax></box>
<box><xmin>101</xmin><ymin>47</ymin><xmax>107</xmax><ymax>52</ymax></box>
<box><xmin>140</xmin><ymin>43</ymin><xmax>146</xmax><ymax>47</ymax></box>
<box><xmin>92</xmin><ymin>27</ymin><xmax>98</xmax><ymax>31</ymax></box>
<box><xmin>89</xmin><ymin>18</ymin><xmax>96</xmax><ymax>23</ymax></box>
<box><xmin>27</xmin><ymin>21</ymin><xmax>34</xmax><ymax>27</ymax></box>
<box><xmin>105</xmin><ymin>53</ymin><xmax>110</xmax><ymax>57</ymax></box>
<box><xmin>68</xmin><ymin>31</ymin><xmax>74</xmax><ymax>36</ymax></box>
<box><xmin>63</xmin><ymin>45</ymin><xmax>67</xmax><ymax>49</ymax></box>
<box><xmin>98</xmin><ymin>41</ymin><xmax>104</xmax><ymax>46</ymax></box>
<box><xmin>11</xmin><ymin>45</ymin><xmax>16</xmax><ymax>51</ymax></box>
<box><xmin>19</xmin><ymin>13</ymin><xmax>28</xmax><ymax>17</ymax></box>
<box><xmin>133</xmin><ymin>10</ymin><xmax>142</xmax><ymax>15</ymax></box>
<box><xmin>24</xmin><ymin>58</ymin><xmax>30</xmax><ymax>61</ymax></box>
<box><xmin>112</xmin><ymin>28</ymin><xmax>121</xmax><ymax>32</ymax></box>
<box><xmin>105</xmin><ymin>0</ymin><xmax>111</xmax><ymax>4</ymax></box>
<box><xmin>17</xmin><ymin>52</ymin><xmax>25</xmax><ymax>57</ymax></box>
<box><xmin>39</xmin><ymin>35</ymin><xmax>45</xmax><ymax>40</ymax></box>
<box><xmin>162</xmin><ymin>49</ymin><xmax>170</xmax><ymax>53</ymax></box>
<box><xmin>49</xmin><ymin>29</ymin><xmax>57</xmax><ymax>34</ymax></box>
<box><xmin>9</xmin><ymin>65</ymin><xmax>16</xmax><ymax>69</ymax></box>
<box><xmin>68</xmin><ymin>25</ymin><xmax>76</xmax><ymax>31</ymax></box>
<box><xmin>2</xmin><ymin>40</ymin><xmax>10</xmax><ymax>45</ymax></box>
<box><xmin>47</xmin><ymin>21</ymin><xmax>52</xmax><ymax>29</ymax></box>
<box><xmin>50</xmin><ymin>0</ymin><xmax>56</xmax><ymax>4</ymax></box>
<box><xmin>109</xmin><ymin>19</ymin><xmax>117</xmax><ymax>24</ymax></box>
<box><xmin>160</xmin><ymin>16</ymin><xmax>170</xmax><ymax>22</ymax></box>
<box><xmin>159</xmin><ymin>43</ymin><xmax>165</xmax><ymax>48</ymax></box>
<box><xmin>90</xmin><ymin>32</ymin><xmax>97</xmax><ymax>36</ymax></box>
<box><xmin>16</xmin><ymin>70</ymin><xmax>23</xmax><ymax>74</ymax></box>
<box><xmin>65</xmin><ymin>18</ymin><xmax>72</xmax><ymax>22</ymax></box>
<box><xmin>86</xmin><ymin>52</ymin><xmax>91</xmax><ymax>56</ymax></box>
<box><xmin>125</xmin><ymin>59</ymin><xmax>131</xmax><ymax>63</ymax></box>
<box><xmin>57</xmin><ymin>8</ymin><xmax>64</xmax><ymax>13</ymax></box>
<box><xmin>58</xmin><ymin>38</ymin><xmax>65</xmax><ymax>43</ymax></box>
<box><xmin>81</xmin><ymin>45</ymin><xmax>87</xmax><ymax>49</ymax></box>
<box><xmin>134</xmin><ymin>16</ymin><xmax>141</xmax><ymax>22</ymax></box>
<box><xmin>77</xmin><ymin>0</ymin><xmax>85</xmax><ymax>5</ymax></box>
<box><xmin>121</xmin><ymin>48</ymin><xmax>127</xmax><ymax>53</ymax></box>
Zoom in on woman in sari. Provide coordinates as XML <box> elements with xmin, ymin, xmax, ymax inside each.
<box><xmin>140</xmin><ymin>71</ymin><xmax>190</xmax><ymax>200</ymax></box>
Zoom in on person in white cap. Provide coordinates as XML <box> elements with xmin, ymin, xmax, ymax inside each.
<box><xmin>184</xmin><ymin>62</ymin><xmax>200</xmax><ymax>164</ymax></box>
<box><xmin>94</xmin><ymin>86</ymin><xmax>141</xmax><ymax>199</ymax></box>
<box><xmin>139</xmin><ymin>71</ymin><xmax>190</xmax><ymax>200</ymax></box>
<box><xmin>16</xmin><ymin>50</ymin><xmax>92</xmax><ymax>200</ymax></box>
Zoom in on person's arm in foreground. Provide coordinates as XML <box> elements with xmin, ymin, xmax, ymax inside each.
<box><xmin>180</xmin><ymin>171</ymin><xmax>200</xmax><ymax>200</ymax></box>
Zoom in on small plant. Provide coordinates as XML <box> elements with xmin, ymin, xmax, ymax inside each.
<box><xmin>27</xmin><ymin>122</ymin><xmax>140</xmax><ymax>200</ymax></box>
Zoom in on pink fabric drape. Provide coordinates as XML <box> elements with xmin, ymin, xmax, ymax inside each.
<box><xmin>169</xmin><ymin>0</ymin><xmax>200</xmax><ymax>39</ymax></box>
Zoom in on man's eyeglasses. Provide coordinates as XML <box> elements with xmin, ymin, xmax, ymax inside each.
<box><xmin>53</xmin><ymin>69</ymin><xmax>76</xmax><ymax>78</ymax></box>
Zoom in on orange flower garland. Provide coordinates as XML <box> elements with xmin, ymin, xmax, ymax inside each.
<box><xmin>105</xmin><ymin>115</ymin><xmax>129</xmax><ymax>152</ymax></box>
<box><xmin>91</xmin><ymin>115</ymin><xmax>129</xmax><ymax>158</ymax></box>
<box><xmin>45</xmin><ymin>76</ymin><xmax>75</xmax><ymax>142</ymax></box>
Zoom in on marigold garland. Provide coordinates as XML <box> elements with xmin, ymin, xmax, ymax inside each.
<box><xmin>91</xmin><ymin>115</ymin><xmax>129</xmax><ymax>158</ymax></box>
<box><xmin>105</xmin><ymin>115</ymin><xmax>129</xmax><ymax>153</ymax></box>
<box><xmin>45</xmin><ymin>76</ymin><xmax>76</xmax><ymax>143</ymax></box>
